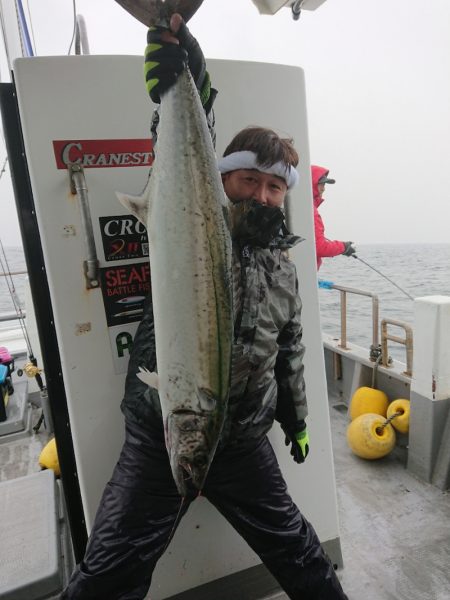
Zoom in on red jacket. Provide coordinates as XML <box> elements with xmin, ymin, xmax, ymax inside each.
<box><xmin>311</xmin><ymin>165</ymin><xmax>345</xmax><ymax>269</ymax></box>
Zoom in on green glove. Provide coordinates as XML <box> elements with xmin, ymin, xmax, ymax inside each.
<box><xmin>144</xmin><ymin>20</ymin><xmax>210</xmax><ymax>105</ymax></box>
<box><xmin>282</xmin><ymin>420</ymin><xmax>310</xmax><ymax>464</ymax></box>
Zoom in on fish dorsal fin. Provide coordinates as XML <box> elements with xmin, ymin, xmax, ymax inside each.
<box><xmin>116</xmin><ymin>190</ymin><xmax>149</xmax><ymax>226</ymax></box>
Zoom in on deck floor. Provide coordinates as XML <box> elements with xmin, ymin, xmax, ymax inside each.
<box><xmin>241</xmin><ymin>400</ymin><xmax>450</xmax><ymax>600</ymax></box>
<box><xmin>330</xmin><ymin>400</ymin><xmax>450</xmax><ymax>600</ymax></box>
<box><xmin>0</xmin><ymin>407</ymin><xmax>50</xmax><ymax>483</ymax></box>
<box><xmin>1</xmin><ymin>401</ymin><xmax>449</xmax><ymax>599</ymax></box>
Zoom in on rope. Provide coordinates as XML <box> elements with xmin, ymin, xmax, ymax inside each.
<box><xmin>377</xmin><ymin>411</ymin><xmax>402</xmax><ymax>433</ymax></box>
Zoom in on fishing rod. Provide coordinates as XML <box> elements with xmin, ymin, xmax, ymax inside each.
<box><xmin>0</xmin><ymin>241</ymin><xmax>33</xmax><ymax>356</ymax></box>
<box><xmin>0</xmin><ymin>239</ymin><xmax>45</xmax><ymax>392</ymax></box>
<box><xmin>352</xmin><ymin>254</ymin><xmax>414</xmax><ymax>301</ymax></box>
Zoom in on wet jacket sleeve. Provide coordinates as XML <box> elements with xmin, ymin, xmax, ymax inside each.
<box><xmin>274</xmin><ymin>280</ymin><xmax>308</xmax><ymax>425</ymax></box>
<box><xmin>314</xmin><ymin>205</ymin><xmax>346</xmax><ymax>259</ymax></box>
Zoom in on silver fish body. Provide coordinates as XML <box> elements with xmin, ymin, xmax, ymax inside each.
<box><xmin>118</xmin><ymin>67</ymin><xmax>232</xmax><ymax>496</ymax></box>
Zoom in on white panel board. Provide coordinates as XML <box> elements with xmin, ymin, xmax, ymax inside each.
<box><xmin>412</xmin><ymin>296</ymin><xmax>450</xmax><ymax>401</ymax></box>
<box><xmin>13</xmin><ymin>55</ymin><xmax>340</xmax><ymax>598</ymax></box>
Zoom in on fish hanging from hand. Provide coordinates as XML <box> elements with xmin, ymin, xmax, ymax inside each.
<box><xmin>116</xmin><ymin>0</ymin><xmax>233</xmax><ymax>497</ymax></box>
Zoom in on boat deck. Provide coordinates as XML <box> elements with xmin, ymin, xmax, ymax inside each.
<box><xmin>1</xmin><ymin>393</ymin><xmax>449</xmax><ymax>599</ymax></box>
<box><xmin>329</xmin><ymin>396</ymin><xmax>450</xmax><ymax>600</ymax></box>
<box><xmin>0</xmin><ymin>406</ymin><xmax>50</xmax><ymax>482</ymax></box>
<box><xmin>238</xmin><ymin>397</ymin><xmax>450</xmax><ymax>600</ymax></box>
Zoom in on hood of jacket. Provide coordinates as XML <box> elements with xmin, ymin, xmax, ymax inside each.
<box><xmin>311</xmin><ymin>165</ymin><xmax>330</xmax><ymax>209</ymax></box>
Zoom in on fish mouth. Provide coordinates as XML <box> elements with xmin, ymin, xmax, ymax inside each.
<box><xmin>167</xmin><ymin>410</ymin><xmax>214</xmax><ymax>495</ymax></box>
<box><xmin>178</xmin><ymin>452</ymin><xmax>209</xmax><ymax>490</ymax></box>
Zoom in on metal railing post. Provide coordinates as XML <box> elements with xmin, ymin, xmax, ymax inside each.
<box><xmin>324</xmin><ymin>283</ymin><xmax>380</xmax><ymax>356</ymax></box>
<box><xmin>339</xmin><ymin>290</ymin><xmax>347</xmax><ymax>349</ymax></box>
<box><xmin>381</xmin><ymin>318</ymin><xmax>413</xmax><ymax>376</ymax></box>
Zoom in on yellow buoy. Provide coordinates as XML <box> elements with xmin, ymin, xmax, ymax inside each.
<box><xmin>347</xmin><ymin>413</ymin><xmax>396</xmax><ymax>459</ymax></box>
<box><xmin>387</xmin><ymin>399</ymin><xmax>410</xmax><ymax>434</ymax></box>
<box><xmin>349</xmin><ymin>386</ymin><xmax>388</xmax><ymax>420</ymax></box>
<box><xmin>38</xmin><ymin>437</ymin><xmax>61</xmax><ymax>477</ymax></box>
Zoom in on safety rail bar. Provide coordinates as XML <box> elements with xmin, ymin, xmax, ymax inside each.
<box><xmin>326</xmin><ymin>283</ymin><xmax>380</xmax><ymax>352</ymax></box>
<box><xmin>0</xmin><ymin>270</ymin><xmax>27</xmax><ymax>277</ymax></box>
<box><xmin>0</xmin><ymin>311</ymin><xmax>26</xmax><ymax>323</ymax></box>
<box><xmin>381</xmin><ymin>318</ymin><xmax>413</xmax><ymax>377</ymax></box>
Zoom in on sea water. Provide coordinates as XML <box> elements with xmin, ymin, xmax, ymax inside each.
<box><xmin>2</xmin><ymin>244</ymin><xmax>450</xmax><ymax>362</ymax></box>
<box><xmin>318</xmin><ymin>243</ymin><xmax>450</xmax><ymax>361</ymax></box>
<box><xmin>0</xmin><ymin>246</ymin><xmax>27</xmax><ymax>327</ymax></box>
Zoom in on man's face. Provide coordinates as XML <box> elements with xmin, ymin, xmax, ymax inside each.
<box><xmin>318</xmin><ymin>182</ymin><xmax>326</xmax><ymax>197</ymax></box>
<box><xmin>222</xmin><ymin>169</ymin><xmax>287</xmax><ymax>208</ymax></box>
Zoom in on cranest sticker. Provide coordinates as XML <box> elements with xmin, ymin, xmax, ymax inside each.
<box><xmin>52</xmin><ymin>139</ymin><xmax>153</xmax><ymax>169</ymax></box>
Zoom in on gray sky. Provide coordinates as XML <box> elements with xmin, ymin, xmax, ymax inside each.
<box><xmin>1</xmin><ymin>0</ymin><xmax>450</xmax><ymax>246</ymax></box>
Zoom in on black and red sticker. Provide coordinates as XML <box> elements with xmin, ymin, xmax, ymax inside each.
<box><xmin>100</xmin><ymin>215</ymin><xmax>149</xmax><ymax>261</ymax></box>
<box><xmin>99</xmin><ymin>262</ymin><xmax>150</xmax><ymax>326</ymax></box>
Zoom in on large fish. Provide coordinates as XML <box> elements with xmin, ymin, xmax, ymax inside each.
<box><xmin>116</xmin><ymin>0</ymin><xmax>233</xmax><ymax>496</ymax></box>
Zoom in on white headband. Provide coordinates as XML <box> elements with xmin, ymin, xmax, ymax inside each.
<box><xmin>217</xmin><ymin>151</ymin><xmax>299</xmax><ymax>190</ymax></box>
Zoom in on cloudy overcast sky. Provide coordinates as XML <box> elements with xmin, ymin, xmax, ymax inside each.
<box><xmin>1</xmin><ymin>0</ymin><xmax>450</xmax><ymax>246</ymax></box>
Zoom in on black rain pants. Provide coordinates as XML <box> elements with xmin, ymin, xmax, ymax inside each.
<box><xmin>61</xmin><ymin>420</ymin><xmax>347</xmax><ymax>600</ymax></box>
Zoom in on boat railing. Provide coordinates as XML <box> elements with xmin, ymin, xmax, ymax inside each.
<box><xmin>329</xmin><ymin>283</ymin><xmax>379</xmax><ymax>351</ymax></box>
<box><xmin>0</xmin><ymin>271</ymin><xmax>28</xmax><ymax>326</ymax></box>
<box><xmin>0</xmin><ymin>270</ymin><xmax>27</xmax><ymax>277</ymax></box>
<box><xmin>0</xmin><ymin>312</ymin><xmax>26</xmax><ymax>323</ymax></box>
<box><xmin>321</xmin><ymin>282</ymin><xmax>414</xmax><ymax>374</ymax></box>
<box><xmin>381</xmin><ymin>318</ymin><xmax>413</xmax><ymax>376</ymax></box>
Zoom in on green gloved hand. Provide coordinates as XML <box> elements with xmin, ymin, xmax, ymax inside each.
<box><xmin>144</xmin><ymin>18</ymin><xmax>210</xmax><ymax>105</ymax></box>
<box><xmin>282</xmin><ymin>420</ymin><xmax>310</xmax><ymax>464</ymax></box>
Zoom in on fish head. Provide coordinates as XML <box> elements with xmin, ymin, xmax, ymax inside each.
<box><xmin>166</xmin><ymin>409</ymin><xmax>218</xmax><ymax>496</ymax></box>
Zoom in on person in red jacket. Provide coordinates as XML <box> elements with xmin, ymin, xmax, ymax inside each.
<box><xmin>311</xmin><ymin>165</ymin><xmax>355</xmax><ymax>269</ymax></box>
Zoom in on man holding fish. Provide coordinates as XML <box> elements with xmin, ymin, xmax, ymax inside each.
<box><xmin>62</xmin><ymin>7</ymin><xmax>347</xmax><ymax>600</ymax></box>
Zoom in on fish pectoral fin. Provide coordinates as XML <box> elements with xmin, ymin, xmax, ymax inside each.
<box><xmin>116</xmin><ymin>190</ymin><xmax>149</xmax><ymax>226</ymax></box>
<box><xmin>137</xmin><ymin>367</ymin><xmax>159</xmax><ymax>389</ymax></box>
